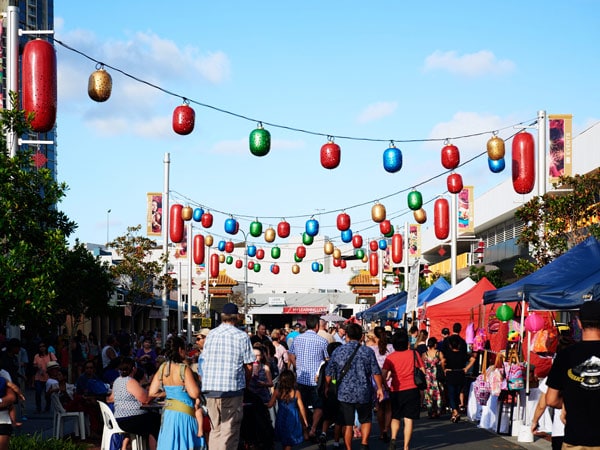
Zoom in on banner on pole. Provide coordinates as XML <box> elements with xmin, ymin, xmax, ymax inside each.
<box><xmin>147</xmin><ymin>193</ymin><xmax>163</xmax><ymax>236</ymax></box>
<box><xmin>406</xmin><ymin>258</ymin><xmax>420</xmax><ymax>314</ymax></box>
<box><xmin>408</xmin><ymin>224</ymin><xmax>421</xmax><ymax>258</ymax></box>
<box><xmin>548</xmin><ymin>114</ymin><xmax>572</xmax><ymax>183</ymax></box>
<box><xmin>458</xmin><ymin>186</ymin><xmax>474</xmax><ymax>235</ymax></box>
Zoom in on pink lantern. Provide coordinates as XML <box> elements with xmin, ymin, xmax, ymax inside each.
<box><xmin>525</xmin><ymin>312</ymin><xmax>545</xmax><ymax>333</ymax></box>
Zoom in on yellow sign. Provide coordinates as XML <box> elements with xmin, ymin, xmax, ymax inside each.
<box><xmin>201</xmin><ymin>318</ymin><xmax>212</xmax><ymax>328</ymax></box>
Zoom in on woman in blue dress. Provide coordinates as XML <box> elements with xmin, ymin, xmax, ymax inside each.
<box><xmin>149</xmin><ymin>336</ymin><xmax>205</xmax><ymax>450</ymax></box>
<box><xmin>267</xmin><ymin>370</ymin><xmax>308</xmax><ymax>450</ymax></box>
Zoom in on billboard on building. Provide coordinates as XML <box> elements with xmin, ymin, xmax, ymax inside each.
<box><xmin>548</xmin><ymin>114</ymin><xmax>572</xmax><ymax>183</ymax></box>
<box><xmin>408</xmin><ymin>224</ymin><xmax>421</xmax><ymax>258</ymax></box>
<box><xmin>147</xmin><ymin>193</ymin><xmax>162</xmax><ymax>236</ymax></box>
<box><xmin>458</xmin><ymin>186</ymin><xmax>474</xmax><ymax>235</ymax></box>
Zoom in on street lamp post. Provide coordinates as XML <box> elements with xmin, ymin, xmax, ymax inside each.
<box><xmin>106</xmin><ymin>209</ymin><xmax>111</xmax><ymax>245</ymax></box>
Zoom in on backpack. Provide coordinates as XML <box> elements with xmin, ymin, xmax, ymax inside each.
<box><xmin>505</xmin><ymin>357</ymin><xmax>525</xmax><ymax>391</ymax></box>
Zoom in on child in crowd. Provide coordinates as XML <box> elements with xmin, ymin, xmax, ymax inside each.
<box><xmin>268</xmin><ymin>370</ymin><xmax>308</xmax><ymax>450</ymax></box>
<box><xmin>0</xmin><ymin>376</ymin><xmax>25</xmax><ymax>427</ymax></box>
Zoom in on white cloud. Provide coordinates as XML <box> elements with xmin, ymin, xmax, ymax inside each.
<box><xmin>356</xmin><ymin>101</ymin><xmax>398</xmax><ymax>124</ymax></box>
<box><xmin>424</xmin><ymin>50</ymin><xmax>515</xmax><ymax>77</ymax></box>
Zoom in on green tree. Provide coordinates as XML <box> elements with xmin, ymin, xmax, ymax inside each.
<box><xmin>514</xmin><ymin>171</ymin><xmax>600</xmax><ymax>275</ymax></box>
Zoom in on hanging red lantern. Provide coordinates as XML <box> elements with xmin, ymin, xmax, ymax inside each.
<box><xmin>22</xmin><ymin>39</ymin><xmax>57</xmax><ymax>133</ymax></box>
<box><xmin>235</xmin><ymin>259</ymin><xmax>243</xmax><ymax>269</ymax></box>
<box><xmin>337</xmin><ymin>212</ymin><xmax>351</xmax><ymax>231</ymax></box>
<box><xmin>370</xmin><ymin>240</ymin><xmax>378</xmax><ymax>252</ymax></box>
<box><xmin>369</xmin><ymin>252</ymin><xmax>379</xmax><ymax>277</ymax></box>
<box><xmin>332</xmin><ymin>258</ymin><xmax>341</xmax><ymax>267</ymax></box>
<box><xmin>487</xmin><ymin>135</ymin><xmax>505</xmax><ymax>160</ymax></box>
<box><xmin>512</xmin><ymin>131</ymin><xmax>535</xmax><ymax>194</ymax></box>
<box><xmin>371</xmin><ymin>203</ymin><xmax>386</xmax><ymax>223</ymax></box>
<box><xmin>249</xmin><ymin>122</ymin><xmax>271</xmax><ymax>157</ymax></box>
<box><xmin>210</xmin><ymin>253</ymin><xmax>219</xmax><ymax>278</ymax></box>
<box><xmin>447</xmin><ymin>173</ymin><xmax>463</xmax><ymax>194</ymax></box>
<box><xmin>181</xmin><ymin>206</ymin><xmax>193</xmax><ymax>221</ymax></box>
<box><xmin>88</xmin><ymin>67</ymin><xmax>112</xmax><ymax>102</ymax></box>
<box><xmin>248</xmin><ymin>261</ymin><xmax>254</xmax><ymax>270</ymax></box>
<box><xmin>225</xmin><ymin>241</ymin><xmax>234</xmax><ymax>253</ymax></box>
<box><xmin>271</xmin><ymin>264</ymin><xmax>280</xmax><ymax>274</ymax></box>
<box><xmin>277</xmin><ymin>220</ymin><xmax>290</xmax><ymax>238</ymax></box>
<box><xmin>441</xmin><ymin>143</ymin><xmax>460</xmax><ymax>170</ymax></box>
<box><xmin>169</xmin><ymin>204</ymin><xmax>184</xmax><ymax>243</ymax></box>
<box><xmin>379</xmin><ymin>219</ymin><xmax>392</xmax><ymax>236</ymax></box>
<box><xmin>201</xmin><ymin>212</ymin><xmax>213</xmax><ymax>228</ymax></box>
<box><xmin>392</xmin><ymin>233</ymin><xmax>403</xmax><ymax>264</ymax></box>
<box><xmin>193</xmin><ymin>234</ymin><xmax>205</xmax><ymax>265</ymax></box>
<box><xmin>172</xmin><ymin>102</ymin><xmax>195</xmax><ymax>135</ymax></box>
<box><xmin>292</xmin><ymin>264</ymin><xmax>300</xmax><ymax>274</ymax></box>
<box><xmin>340</xmin><ymin>259</ymin><xmax>347</xmax><ymax>269</ymax></box>
<box><xmin>256</xmin><ymin>248</ymin><xmax>265</xmax><ymax>260</ymax></box>
<box><xmin>352</xmin><ymin>234</ymin><xmax>363</xmax><ymax>249</ymax></box>
<box><xmin>296</xmin><ymin>245</ymin><xmax>307</xmax><ymax>259</ymax></box>
<box><xmin>264</xmin><ymin>227</ymin><xmax>276</xmax><ymax>243</ymax></box>
<box><xmin>413</xmin><ymin>208</ymin><xmax>427</xmax><ymax>224</ymax></box>
<box><xmin>407</xmin><ymin>190</ymin><xmax>423</xmax><ymax>211</ymax></box>
<box><xmin>434</xmin><ymin>198</ymin><xmax>450</xmax><ymax>240</ymax></box>
<box><xmin>320</xmin><ymin>137</ymin><xmax>341</xmax><ymax>169</ymax></box>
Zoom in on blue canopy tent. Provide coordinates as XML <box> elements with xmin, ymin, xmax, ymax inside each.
<box><xmin>395</xmin><ymin>277</ymin><xmax>451</xmax><ymax>319</ymax></box>
<box><xmin>356</xmin><ymin>292</ymin><xmax>407</xmax><ymax>321</ymax></box>
<box><xmin>483</xmin><ymin>237</ymin><xmax>600</xmax><ymax>309</ymax></box>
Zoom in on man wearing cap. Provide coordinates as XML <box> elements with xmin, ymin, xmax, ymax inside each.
<box><xmin>546</xmin><ymin>301</ymin><xmax>600</xmax><ymax>449</ymax></box>
<box><xmin>202</xmin><ymin>303</ymin><xmax>254</xmax><ymax>450</ymax></box>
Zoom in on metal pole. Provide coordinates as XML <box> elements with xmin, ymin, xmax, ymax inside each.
<box><xmin>451</xmin><ymin>194</ymin><xmax>457</xmax><ymax>286</ymax></box>
<box><xmin>537</xmin><ymin>110</ymin><xmax>547</xmax><ymax>197</ymax></box>
<box><xmin>205</xmin><ymin>244</ymin><xmax>211</xmax><ymax>317</ymax></box>
<box><xmin>187</xmin><ymin>221</ymin><xmax>193</xmax><ymax>343</ymax></box>
<box><xmin>106</xmin><ymin>209</ymin><xmax>111</xmax><ymax>245</ymax></box>
<box><xmin>243</xmin><ymin>231</ymin><xmax>249</xmax><ymax>315</ymax></box>
<box><xmin>379</xmin><ymin>246</ymin><xmax>383</xmax><ymax>301</ymax></box>
<box><xmin>403</xmin><ymin>222</ymin><xmax>409</xmax><ymax>292</ymax></box>
<box><xmin>177</xmin><ymin>261</ymin><xmax>182</xmax><ymax>336</ymax></box>
<box><xmin>6</xmin><ymin>6</ymin><xmax>19</xmax><ymax>157</ymax></box>
<box><xmin>161</xmin><ymin>153</ymin><xmax>170</xmax><ymax>342</ymax></box>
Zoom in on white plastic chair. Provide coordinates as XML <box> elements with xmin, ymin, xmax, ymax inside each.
<box><xmin>97</xmin><ymin>400</ymin><xmax>146</xmax><ymax>450</ymax></box>
<box><xmin>51</xmin><ymin>392</ymin><xmax>86</xmax><ymax>440</ymax></box>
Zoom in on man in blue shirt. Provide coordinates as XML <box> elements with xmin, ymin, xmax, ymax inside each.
<box><xmin>326</xmin><ymin>323</ymin><xmax>384</xmax><ymax>450</ymax></box>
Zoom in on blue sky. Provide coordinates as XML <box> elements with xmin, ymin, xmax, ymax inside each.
<box><xmin>54</xmin><ymin>1</ymin><xmax>599</xmax><ymax>247</ymax></box>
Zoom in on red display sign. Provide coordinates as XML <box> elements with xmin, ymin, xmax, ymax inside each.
<box><xmin>283</xmin><ymin>306</ymin><xmax>328</xmax><ymax>315</ymax></box>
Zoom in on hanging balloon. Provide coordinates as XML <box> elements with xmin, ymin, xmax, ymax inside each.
<box><xmin>225</xmin><ymin>241</ymin><xmax>234</xmax><ymax>253</ymax></box>
<box><xmin>332</xmin><ymin>258</ymin><xmax>341</xmax><ymax>267</ymax></box>
<box><xmin>292</xmin><ymin>264</ymin><xmax>301</xmax><ymax>274</ymax></box>
<box><xmin>224</xmin><ymin>217</ymin><xmax>237</xmax><ymax>234</ymax></box>
<box><xmin>355</xmin><ymin>248</ymin><xmax>365</xmax><ymax>259</ymax></box>
<box><xmin>169</xmin><ymin>204</ymin><xmax>184</xmax><ymax>243</ymax></box>
<box><xmin>488</xmin><ymin>157</ymin><xmax>506</xmax><ymax>173</ymax></box>
<box><xmin>205</xmin><ymin>235</ymin><xmax>214</xmax><ymax>247</ymax></box>
<box><xmin>413</xmin><ymin>208</ymin><xmax>427</xmax><ymax>224</ymax></box>
<box><xmin>302</xmin><ymin>232</ymin><xmax>314</xmax><ymax>246</ymax></box>
<box><xmin>210</xmin><ymin>253</ymin><xmax>219</xmax><ymax>278</ymax></box>
<box><xmin>312</xmin><ymin>262</ymin><xmax>320</xmax><ymax>272</ymax></box>
<box><xmin>441</xmin><ymin>143</ymin><xmax>460</xmax><ymax>170</ymax></box>
<box><xmin>447</xmin><ymin>173</ymin><xmax>463</xmax><ymax>194</ymax></box>
<box><xmin>333</xmin><ymin>248</ymin><xmax>342</xmax><ymax>259</ymax></box>
<box><xmin>22</xmin><ymin>39</ymin><xmax>57</xmax><ymax>133</ymax></box>
<box><xmin>352</xmin><ymin>234</ymin><xmax>363</xmax><ymax>249</ymax></box>
<box><xmin>235</xmin><ymin>259</ymin><xmax>243</xmax><ymax>269</ymax></box>
<box><xmin>525</xmin><ymin>312</ymin><xmax>545</xmax><ymax>332</ymax></box>
<box><xmin>218</xmin><ymin>253</ymin><xmax>225</xmax><ymax>263</ymax></box>
<box><xmin>371</xmin><ymin>203</ymin><xmax>386</xmax><ymax>223</ymax></box>
<box><xmin>296</xmin><ymin>245</ymin><xmax>307</xmax><ymax>259</ymax></box>
<box><xmin>407</xmin><ymin>190</ymin><xmax>423</xmax><ymax>211</ymax></box>
<box><xmin>369</xmin><ymin>252</ymin><xmax>379</xmax><ymax>277</ymax></box>
<box><xmin>271</xmin><ymin>264</ymin><xmax>280</xmax><ymax>274</ymax></box>
<box><xmin>378</xmin><ymin>239</ymin><xmax>387</xmax><ymax>250</ymax></box>
<box><xmin>512</xmin><ymin>131</ymin><xmax>535</xmax><ymax>194</ymax></box>
<box><xmin>248</xmin><ymin>261</ymin><xmax>254</xmax><ymax>270</ymax></box>
<box><xmin>271</xmin><ymin>246</ymin><xmax>281</xmax><ymax>259</ymax></box>
<box><xmin>318</xmin><ymin>263</ymin><xmax>323</xmax><ymax>272</ymax></box>
<box><xmin>434</xmin><ymin>198</ymin><xmax>450</xmax><ymax>240</ymax></box>
<box><xmin>193</xmin><ymin>234</ymin><xmax>205</xmax><ymax>265</ymax></box>
<box><xmin>305</xmin><ymin>217</ymin><xmax>319</xmax><ymax>237</ymax></box>
<box><xmin>340</xmin><ymin>259</ymin><xmax>347</xmax><ymax>269</ymax></box>
<box><xmin>256</xmin><ymin>249</ymin><xmax>265</xmax><ymax>260</ymax></box>
<box><xmin>249</xmin><ymin>219</ymin><xmax>263</xmax><ymax>238</ymax></box>
<box><xmin>217</xmin><ymin>240</ymin><xmax>226</xmax><ymax>252</ymax></box>
<box><xmin>226</xmin><ymin>255</ymin><xmax>233</xmax><ymax>265</ymax></box>
<box><xmin>341</xmin><ymin>229</ymin><xmax>353</xmax><ymax>243</ymax></box>
<box><xmin>253</xmin><ymin>263</ymin><xmax>261</xmax><ymax>273</ymax></box>
<box><xmin>192</xmin><ymin>207</ymin><xmax>204</xmax><ymax>222</ymax></box>
<box><xmin>369</xmin><ymin>240</ymin><xmax>378</xmax><ymax>252</ymax></box>
<box><xmin>487</xmin><ymin>135</ymin><xmax>506</xmax><ymax>160</ymax></box>
<box><xmin>320</xmin><ymin>137</ymin><xmax>341</xmax><ymax>169</ymax></box>
<box><xmin>392</xmin><ymin>233</ymin><xmax>403</xmax><ymax>264</ymax></box>
<box><xmin>88</xmin><ymin>67</ymin><xmax>112</xmax><ymax>102</ymax></box>
<box><xmin>496</xmin><ymin>303</ymin><xmax>514</xmax><ymax>322</ymax></box>
<box><xmin>201</xmin><ymin>211</ymin><xmax>213</xmax><ymax>228</ymax></box>
<box><xmin>337</xmin><ymin>212</ymin><xmax>351</xmax><ymax>231</ymax></box>
<box><xmin>247</xmin><ymin>245</ymin><xmax>257</xmax><ymax>257</ymax></box>
<box><xmin>379</xmin><ymin>219</ymin><xmax>392</xmax><ymax>236</ymax></box>
<box><xmin>383</xmin><ymin>143</ymin><xmax>403</xmax><ymax>173</ymax></box>
<box><xmin>324</xmin><ymin>241</ymin><xmax>334</xmax><ymax>255</ymax></box>
<box><xmin>277</xmin><ymin>220</ymin><xmax>291</xmax><ymax>238</ymax></box>
<box><xmin>249</xmin><ymin>122</ymin><xmax>271</xmax><ymax>157</ymax></box>
<box><xmin>172</xmin><ymin>102</ymin><xmax>195</xmax><ymax>135</ymax></box>
<box><xmin>264</xmin><ymin>227</ymin><xmax>276</xmax><ymax>243</ymax></box>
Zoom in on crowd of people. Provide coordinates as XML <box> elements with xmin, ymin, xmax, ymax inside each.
<box><xmin>0</xmin><ymin>300</ymin><xmax>598</xmax><ymax>450</ymax></box>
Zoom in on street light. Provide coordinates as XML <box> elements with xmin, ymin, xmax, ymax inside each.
<box><xmin>106</xmin><ymin>209</ymin><xmax>111</xmax><ymax>245</ymax></box>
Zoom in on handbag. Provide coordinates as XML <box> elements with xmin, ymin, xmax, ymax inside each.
<box><xmin>473</xmin><ymin>350</ymin><xmax>491</xmax><ymax>405</ymax></box>
<box><xmin>330</xmin><ymin>343</ymin><xmax>360</xmax><ymax>398</ymax></box>
<box><xmin>505</xmin><ymin>354</ymin><xmax>525</xmax><ymax>391</ymax></box>
<box><xmin>413</xmin><ymin>350</ymin><xmax>426</xmax><ymax>390</ymax></box>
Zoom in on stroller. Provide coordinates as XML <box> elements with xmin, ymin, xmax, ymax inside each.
<box><xmin>239</xmin><ymin>389</ymin><xmax>274</xmax><ymax>450</ymax></box>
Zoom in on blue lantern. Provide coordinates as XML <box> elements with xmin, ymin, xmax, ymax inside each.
<box><xmin>488</xmin><ymin>157</ymin><xmax>505</xmax><ymax>173</ymax></box>
<box><xmin>378</xmin><ymin>239</ymin><xmax>387</xmax><ymax>250</ymax></box>
<box><xmin>224</xmin><ymin>217</ymin><xmax>237</xmax><ymax>234</ymax></box>
<box><xmin>247</xmin><ymin>244</ymin><xmax>257</xmax><ymax>257</ymax></box>
<box><xmin>341</xmin><ymin>229</ymin><xmax>353</xmax><ymax>243</ymax></box>
<box><xmin>383</xmin><ymin>143</ymin><xmax>402</xmax><ymax>173</ymax></box>
<box><xmin>305</xmin><ymin>218</ymin><xmax>319</xmax><ymax>237</ymax></box>
<box><xmin>311</xmin><ymin>261</ymin><xmax>319</xmax><ymax>272</ymax></box>
<box><xmin>192</xmin><ymin>207</ymin><xmax>204</xmax><ymax>222</ymax></box>
<box><xmin>217</xmin><ymin>240</ymin><xmax>226</xmax><ymax>252</ymax></box>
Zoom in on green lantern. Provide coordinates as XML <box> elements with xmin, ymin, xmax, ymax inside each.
<box><xmin>294</xmin><ymin>253</ymin><xmax>303</xmax><ymax>263</ymax></box>
<box><xmin>384</xmin><ymin>229</ymin><xmax>394</xmax><ymax>238</ymax></box>
<box><xmin>249</xmin><ymin>122</ymin><xmax>271</xmax><ymax>157</ymax></box>
<box><xmin>253</xmin><ymin>263</ymin><xmax>261</xmax><ymax>272</ymax></box>
<box><xmin>302</xmin><ymin>232</ymin><xmax>314</xmax><ymax>245</ymax></box>
<box><xmin>407</xmin><ymin>190</ymin><xmax>423</xmax><ymax>211</ymax></box>
<box><xmin>355</xmin><ymin>248</ymin><xmax>365</xmax><ymax>259</ymax></box>
<box><xmin>496</xmin><ymin>303</ymin><xmax>514</xmax><ymax>322</ymax></box>
<box><xmin>318</xmin><ymin>263</ymin><xmax>323</xmax><ymax>272</ymax></box>
<box><xmin>271</xmin><ymin>246</ymin><xmax>281</xmax><ymax>259</ymax></box>
<box><xmin>226</xmin><ymin>255</ymin><xmax>233</xmax><ymax>265</ymax></box>
<box><xmin>249</xmin><ymin>219</ymin><xmax>263</xmax><ymax>238</ymax></box>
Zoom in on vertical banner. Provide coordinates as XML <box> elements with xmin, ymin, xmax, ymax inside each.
<box><xmin>458</xmin><ymin>186</ymin><xmax>474</xmax><ymax>234</ymax></box>
<box><xmin>406</xmin><ymin>258</ymin><xmax>420</xmax><ymax>314</ymax></box>
<box><xmin>408</xmin><ymin>224</ymin><xmax>421</xmax><ymax>258</ymax></box>
<box><xmin>383</xmin><ymin>246</ymin><xmax>392</xmax><ymax>273</ymax></box>
<box><xmin>548</xmin><ymin>114</ymin><xmax>572</xmax><ymax>183</ymax></box>
<box><xmin>147</xmin><ymin>193</ymin><xmax>163</xmax><ymax>236</ymax></box>
<box><xmin>0</xmin><ymin>19</ymin><xmax>4</xmax><ymax>108</ymax></box>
